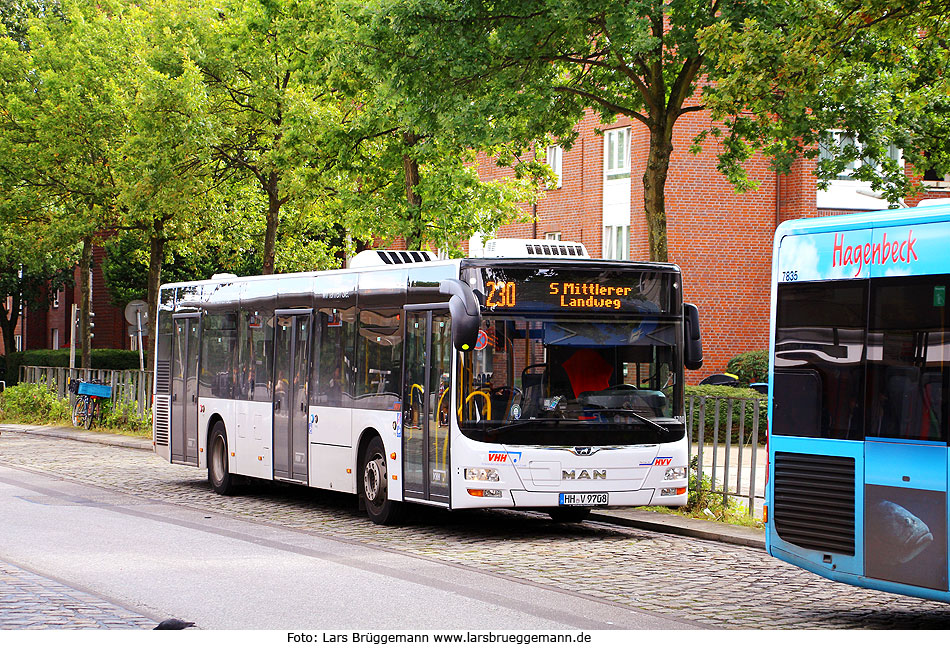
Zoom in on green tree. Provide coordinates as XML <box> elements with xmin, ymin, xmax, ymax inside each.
<box><xmin>350</xmin><ymin>0</ymin><xmax>758</xmax><ymax>261</ymax></box>
<box><xmin>332</xmin><ymin>0</ymin><xmax>558</xmax><ymax>252</ymax></box>
<box><xmin>355</xmin><ymin>0</ymin><xmax>950</xmax><ymax>260</ymax></box>
<box><xmin>698</xmin><ymin>0</ymin><xmax>950</xmax><ymax>202</ymax></box>
<box><xmin>0</xmin><ymin>0</ymin><xmax>129</xmax><ymax>367</ymax></box>
<box><xmin>180</xmin><ymin>0</ymin><xmax>346</xmax><ymax>275</ymax></box>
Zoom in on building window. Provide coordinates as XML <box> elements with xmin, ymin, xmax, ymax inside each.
<box><xmin>605</xmin><ymin>128</ymin><xmax>631</xmax><ymax>180</ymax></box>
<box><xmin>817</xmin><ymin>131</ymin><xmax>903</xmax><ymax>209</ymax></box>
<box><xmin>546</xmin><ymin>145</ymin><xmax>563</xmax><ymax>189</ymax></box>
<box><xmin>545</xmin><ymin>232</ymin><xmax>561</xmax><ymax>241</ymax></box>
<box><xmin>53</xmin><ymin>290</ymin><xmax>60</xmax><ymax>309</ymax></box>
<box><xmin>603</xmin><ymin>225</ymin><xmax>629</xmax><ymax>260</ymax></box>
<box><xmin>14</xmin><ymin>334</ymin><xmax>22</xmax><ymax>352</ymax></box>
<box><xmin>52</xmin><ymin>328</ymin><xmax>59</xmax><ymax>350</ymax></box>
<box><xmin>818</xmin><ymin>132</ymin><xmax>902</xmax><ymax>181</ymax></box>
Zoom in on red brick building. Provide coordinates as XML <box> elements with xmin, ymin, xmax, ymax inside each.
<box><xmin>473</xmin><ymin>109</ymin><xmax>950</xmax><ymax>379</ymax></box>
<box><xmin>4</xmin><ymin>245</ymin><xmax>133</xmax><ymax>356</ymax></box>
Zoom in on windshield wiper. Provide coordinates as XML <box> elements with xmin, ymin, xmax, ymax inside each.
<box><xmin>477</xmin><ymin>418</ymin><xmax>567</xmax><ymax>433</ymax></box>
<box><xmin>592</xmin><ymin>409</ymin><xmax>669</xmax><ymax>435</ymax></box>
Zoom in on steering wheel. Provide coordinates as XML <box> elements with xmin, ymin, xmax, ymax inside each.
<box><xmin>490</xmin><ymin>386</ymin><xmax>523</xmax><ymax>399</ymax></box>
<box><xmin>521</xmin><ymin>363</ymin><xmax>547</xmax><ymax>381</ymax></box>
<box><xmin>606</xmin><ymin>383</ymin><xmax>640</xmax><ymax>390</ymax></box>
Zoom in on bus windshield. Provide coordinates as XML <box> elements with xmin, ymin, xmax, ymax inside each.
<box><xmin>457</xmin><ymin>316</ymin><xmax>684</xmax><ymax>445</ymax></box>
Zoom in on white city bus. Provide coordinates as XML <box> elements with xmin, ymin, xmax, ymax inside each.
<box><xmin>152</xmin><ymin>240</ymin><xmax>703</xmax><ymax>524</ymax></box>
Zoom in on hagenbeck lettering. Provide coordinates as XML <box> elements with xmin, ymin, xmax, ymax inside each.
<box><xmin>833</xmin><ymin>230</ymin><xmax>918</xmax><ymax>277</ymax></box>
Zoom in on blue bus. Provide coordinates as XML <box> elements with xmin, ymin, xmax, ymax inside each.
<box><xmin>767</xmin><ymin>202</ymin><xmax>950</xmax><ymax>601</ymax></box>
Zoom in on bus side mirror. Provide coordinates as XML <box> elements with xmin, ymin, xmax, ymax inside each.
<box><xmin>439</xmin><ymin>279</ymin><xmax>481</xmax><ymax>352</ymax></box>
<box><xmin>684</xmin><ymin>303</ymin><xmax>703</xmax><ymax>370</ymax></box>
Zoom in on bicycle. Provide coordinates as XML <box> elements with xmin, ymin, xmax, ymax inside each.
<box><xmin>69</xmin><ymin>379</ymin><xmax>112</xmax><ymax>430</ymax></box>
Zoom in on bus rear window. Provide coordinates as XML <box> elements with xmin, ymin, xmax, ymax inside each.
<box><xmin>774</xmin><ymin>280</ymin><xmax>867</xmax><ymax>440</ymax></box>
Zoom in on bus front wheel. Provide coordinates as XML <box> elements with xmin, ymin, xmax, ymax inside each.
<box><xmin>209</xmin><ymin>422</ymin><xmax>235</xmax><ymax>495</ymax></box>
<box><xmin>361</xmin><ymin>436</ymin><xmax>403</xmax><ymax>525</ymax></box>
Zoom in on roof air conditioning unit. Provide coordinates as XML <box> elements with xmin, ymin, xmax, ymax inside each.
<box><xmin>479</xmin><ymin>238</ymin><xmax>590</xmax><ymax>259</ymax></box>
<box><xmin>348</xmin><ymin>250</ymin><xmax>437</xmax><ymax>268</ymax></box>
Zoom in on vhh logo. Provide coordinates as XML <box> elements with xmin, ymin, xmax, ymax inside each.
<box><xmin>488</xmin><ymin>453</ymin><xmax>508</xmax><ymax>463</ymax></box>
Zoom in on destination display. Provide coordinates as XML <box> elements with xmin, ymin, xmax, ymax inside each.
<box><xmin>472</xmin><ymin>266</ymin><xmax>673</xmax><ymax>313</ymax></box>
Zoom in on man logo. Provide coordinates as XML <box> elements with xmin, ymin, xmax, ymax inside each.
<box><xmin>562</xmin><ymin>469</ymin><xmax>607</xmax><ymax>480</ymax></box>
<box><xmin>572</xmin><ymin>446</ymin><xmax>594</xmax><ymax>456</ymax></box>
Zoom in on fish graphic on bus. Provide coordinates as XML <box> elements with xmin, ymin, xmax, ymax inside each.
<box><xmin>867</xmin><ymin>499</ymin><xmax>934</xmax><ymax>566</ymax></box>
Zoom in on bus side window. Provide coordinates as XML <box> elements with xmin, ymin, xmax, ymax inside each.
<box><xmin>315</xmin><ymin>307</ymin><xmax>356</xmax><ymax>407</ymax></box>
<box><xmin>356</xmin><ymin>308</ymin><xmax>403</xmax><ymax>409</ymax></box>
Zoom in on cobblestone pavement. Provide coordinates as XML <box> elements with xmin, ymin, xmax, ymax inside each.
<box><xmin>2</xmin><ymin>430</ymin><xmax>950</xmax><ymax>630</ymax></box>
<box><xmin>0</xmin><ymin>559</ymin><xmax>155</xmax><ymax>629</ymax></box>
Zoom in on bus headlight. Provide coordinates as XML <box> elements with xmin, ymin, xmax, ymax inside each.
<box><xmin>465</xmin><ymin>468</ymin><xmax>500</xmax><ymax>482</ymax></box>
<box><xmin>664</xmin><ymin>466</ymin><xmax>687</xmax><ymax>481</ymax></box>
<box><xmin>467</xmin><ymin>488</ymin><xmax>503</xmax><ymax>498</ymax></box>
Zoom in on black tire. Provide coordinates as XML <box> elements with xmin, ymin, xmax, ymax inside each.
<box><xmin>83</xmin><ymin>399</ymin><xmax>99</xmax><ymax>430</ymax></box>
<box><xmin>361</xmin><ymin>436</ymin><xmax>404</xmax><ymax>525</ymax></box>
<box><xmin>547</xmin><ymin>507</ymin><xmax>591</xmax><ymax>523</ymax></box>
<box><xmin>72</xmin><ymin>398</ymin><xmax>86</xmax><ymax>427</ymax></box>
<box><xmin>208</xmin><ymin>422</ymin><xmax>236</xmax><ymax>495</ymax></box>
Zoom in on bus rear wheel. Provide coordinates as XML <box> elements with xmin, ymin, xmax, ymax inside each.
<box><xmin>361</xmin><ymin>436</ymin><xmax>403</xmax><ymax>525</ymax></box>
<box><xmin>209</xmin><ymin>422</ymin><xmax>235</xmax><ymax>495</ymax></box>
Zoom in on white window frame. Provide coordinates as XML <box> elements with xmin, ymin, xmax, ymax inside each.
<box><xmin>605</xmin><ymin>128</ymin><xmax>631</xmax><ymax>180</ymax></box>
<box><xmin>603</xmin><ymin>225</ymin><xmax>629</xmax><ymax>261</ymax></box>
<box><xmin>53</xmin><ymin>289</ymin><xmax>60</xmax><ymax>309</ymax></box>
<box><xmin>546</xmin><ymin>144</ymin><xmax>563</xmax><ymax>189</ymax></box>
<box><xmin>544</xmin><ymin>231</ymin><xmax>562</xmax><ymax>241</ymax></box>
<box><xmin>817</xmin><ymin>131</ymin><xmax>903</xmax><ymax>209</ymax></box>
<box><xmin>52</xmin><ymin>328</ymin><xmax>59</xmax><ymax>350</ymax></box>
<box><xmin>14</xmin><ymin>334</ymin><xmax>22</xmax><ymax>352</ymax></box>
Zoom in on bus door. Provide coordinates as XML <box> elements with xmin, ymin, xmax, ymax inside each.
<box><xmin>171</xmin><ymin>313</ymin><xmax>200</xmax><ymax>466</ymax></box>
<box><xmin>402</xmin><ymin>308</ymin><xmax>452</xmax><ymax>504</ymax></box>
<box><xmin>273</xmin><ymin>309</ymin><xmax>312</xmax><ymax>483</ymax></box>
<box><xmin>864</xmin><ymin>275</ymin><xmax>949</xmax><ymax>591</ymax></box>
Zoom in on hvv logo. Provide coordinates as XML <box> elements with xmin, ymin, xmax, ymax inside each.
<box><xmin>488</xmin><ymin>451</ymin><xmax>521</xmax><ymax>464</ymax></box>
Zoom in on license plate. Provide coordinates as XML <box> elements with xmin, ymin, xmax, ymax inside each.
<box><xmin>559</xmin><ymin>493</ymin><xmax>608</xmax><ymax>506</ymax></box>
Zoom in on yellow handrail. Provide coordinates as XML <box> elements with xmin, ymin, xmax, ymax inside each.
<box><xmin>458</xmin><ymin>390</ymin><xmax>491</xmax><ymax>422</ymax></box>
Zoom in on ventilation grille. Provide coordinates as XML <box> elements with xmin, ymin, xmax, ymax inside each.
<box><xmin>153</xmin><ymin>395</ymin><xmax>170</xmax><ymax>446</ymax></box>
<box><xmin>480</xmin><ymin>238</ymin><xmax>590</xmax><ymax>258</ymax></box>
<box><xmin>155</xmin><ymin>360</ymin><xmax>171</xmax><ymax>394</ymax></box>
<box><xmin>773</xmin><ymin>452</ymin><xmax>855</xmax><ymax>555</ymax></box>
<box><xmin>349</xmin><ymin>250</ymin><xmax>436</xmax><ymax>268</ymax></box>
<box><xmin>526</xmin><ymin>244</ymin><xmax>585</xmax><ymax>257</ymax></box>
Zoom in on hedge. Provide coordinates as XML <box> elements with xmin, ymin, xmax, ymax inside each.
<box><xmin>4</xmin><ymin>349</ymin><xmax>142</xmax><ymax>385</ymax></box>
<box><xmin>685</xmin><ymin>384</ymin><xmax>767</xmax><ymax>444</ymax></box>
<box><xmin>725</xmin><ymin>350</ymin><xmax>768</xmax><ymax>388</ymax></box>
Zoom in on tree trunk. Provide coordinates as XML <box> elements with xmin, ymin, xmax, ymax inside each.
<box><xmin>262</xmin><ymin>171</ymin><xmax>280</xmax><ymax>275</ymax></box>
<box><xmin>0</xmin><ymin>291</ymin><xmax>19</xmax><ymax>358</ymax></box>
<box><xmin>643</xmin><ymin>129</ymin><xmax>673</xmax><ymax>263</ymax></box>
<box><xmin>79</xmin><ymin>236</ymin><xmax>92</xmax><ymax>371</ymax></box>
<box><xmin>402</xmin><ymin>132</ymin><xmax>424</xmax><ymax>249</ymax></box>
<box><xmin>145</xmin><ymin>218</ymin><xmax>165</xmax><ymax>374</ymax></box>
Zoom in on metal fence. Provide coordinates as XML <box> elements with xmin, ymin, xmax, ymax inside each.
<box><xmin>687</xmin><ymin>395</ymin><xmax>767</xmax><ymax>516</ymax></box>
<box><xmin>18</xmin><ymin>366</ymin><xmax>153</xmax><ymax>414</ymax></box>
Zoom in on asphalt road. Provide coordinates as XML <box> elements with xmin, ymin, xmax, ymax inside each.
<box><xmin>0</xmin><ymin>433</ymin><xmax>695</xmax><ymax>630</ymax></box>
<box><xmin>1</xmin><ymin>428</ymin><xmax>950</xmax><ymax>630</ymax></box>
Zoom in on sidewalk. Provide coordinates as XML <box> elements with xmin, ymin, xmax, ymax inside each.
<box><xmin>0</xmin><ymin>423</ymin><xmax>765</xmax><ymax>551</ymax></box>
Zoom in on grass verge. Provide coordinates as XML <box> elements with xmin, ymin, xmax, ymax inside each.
<box><xmin>0</xmin><ymin>383</ymin><xmax>151</xmax><ymax>438</ymax></box>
